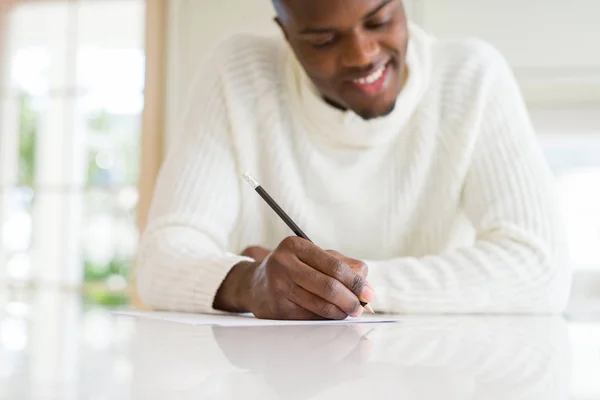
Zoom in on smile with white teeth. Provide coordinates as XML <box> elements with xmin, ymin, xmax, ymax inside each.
<box><xmin>353</xmin><ymin>65</ymin><xmax>386</xmax><ymax>85</ymax></box>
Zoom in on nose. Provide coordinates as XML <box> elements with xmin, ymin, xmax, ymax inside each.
<box><xmin>341</xmin><ymin>33</ymin><xmax>379</xmax><ymax>69</ymax></box>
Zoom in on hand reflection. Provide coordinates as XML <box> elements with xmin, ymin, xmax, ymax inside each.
<box><xmin>129</xmin><ymin>316</ymin><xmax>571</xmax><ymax>400</ymax></box>
<box><xmin>212</xmin><ymin>324</ymin><xmax>374</xmax><ymax>398</ymax></box>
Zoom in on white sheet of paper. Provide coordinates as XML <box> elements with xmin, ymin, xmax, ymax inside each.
<box><xmin>113</xmin><ymin>310</ymin><xmax>400</xmax><ymax>327</ymax></box>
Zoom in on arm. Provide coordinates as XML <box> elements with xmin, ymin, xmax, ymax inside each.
<box><xmin>135</xmin><ymin>46</ymin><xmax>253</xmax><ymax>314</ymax></box>
<box><xmin>134</xmin><ymin>46</ymin><xmax>371</xmax><ymax>318</ymax></box>
<box><xmin>366</xmin><ymin>49</ymin><xmax>571</xmax><ymax>314</ymax></box>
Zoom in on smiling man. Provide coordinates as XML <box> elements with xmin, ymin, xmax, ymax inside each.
<box><xmin>136</xmin><ymin>0</ymin><xmax>571</xmax><ymax>319</ymax></box>
<box><xmin>274</xmin><ymin>0</ymin><xmax>408</xmax><ymax>119</ymax></box>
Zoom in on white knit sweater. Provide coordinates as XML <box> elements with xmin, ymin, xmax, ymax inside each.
<box><xmin>136</xmin><ymin>23</ymin><xmax>571</xmax><ymax>314</ymax></box>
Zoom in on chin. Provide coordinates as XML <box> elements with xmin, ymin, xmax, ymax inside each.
<box><xmin>355</xmin><ymin>101</ymin><xmax>397</xmax><ymax>120</ymax></box>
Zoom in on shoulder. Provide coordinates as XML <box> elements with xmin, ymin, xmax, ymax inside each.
<box><xmin>431</xmin><ymin>36</ymin><xmax>516</xmax><ymax>92</ymax></box>
<box><xmin>418</xmin><ymin>34</ymin><xmax>529</xmax><ymax>145</ymax></box>
<box><xmin>210</xmin><ymin>33</ymin><xmax>284</xmax><ymax>64</ymax></box>
<box><xmin>407</xmin><ymin>23</ymin><xmax>518</xmax><ymax>117</ymax></box>
<box><xmin>204</xmin><ymin>33</ymin><xmax>288</xmax><ymax>88</ymax></box>
<box><xmin>434</xmin><ymin>36</ymin><xmax>508</xmax><ymax>67</ymax></box>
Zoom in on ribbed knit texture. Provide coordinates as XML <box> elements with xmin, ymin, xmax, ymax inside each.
<box><xmin>136</xmin><ymin>23</ymin><xmax>571</xmax><ymax>314</ymax></box>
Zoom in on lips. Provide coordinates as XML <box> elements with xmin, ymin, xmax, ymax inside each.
<box><xmin>352</xmin><ymin>64</ymin><xmax>387</xmax><ymax>85</ymax></box>
<box><xmin>346</xmin><ymin>62</ymin><xmax>391</xmax><ymax>96</ymax></box>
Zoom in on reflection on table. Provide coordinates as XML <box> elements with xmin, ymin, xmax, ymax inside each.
<box><xmin>131</xmin><ymin>316</ymin><xmax>570</xmax><ymax>400</ymax></box>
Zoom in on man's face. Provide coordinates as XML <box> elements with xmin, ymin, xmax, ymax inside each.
<box><xmin>276</xmin><ymin>0</ymin><xmax>409</xmax><ymax>120</ymax></box>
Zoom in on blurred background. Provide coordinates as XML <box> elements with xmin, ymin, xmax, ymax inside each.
<box><xmin>2</xmin><ymin>0</ymin><xmax>598</xmax><ymax>309</ymax></box>
<box><xmin>0</xmin><ymin>0</ymin><xmax>144</xmax><ymax>307</ymax></box>
<box><xmin>0</xmin><ymin>0</ymin><xmax>599</xmax><ymax>397</ymax></box>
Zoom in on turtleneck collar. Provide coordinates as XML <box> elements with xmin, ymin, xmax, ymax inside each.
<box><xmin>285</xmin><ymin>22</ymin><xmax>434</xmax><ymax>149</ymax></box>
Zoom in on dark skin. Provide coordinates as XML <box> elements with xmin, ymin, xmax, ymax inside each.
<box><xmin>213</xmin><ymin>0</ymin><xmax>409</xmax><ymax>320</ymax></box>
<box><xmin>273</xmin><ymin>0</ymin><xmax>409</xmax><ymax>119</ymax></box>
<box><xmin>214</xmin><ymin>239</ymin><xmax>374</xmax><ymax>320</ymax></box>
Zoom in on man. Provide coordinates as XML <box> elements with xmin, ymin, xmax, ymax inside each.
<box><xmin>136</xmin><ymin>0</ymin><xmax>571</xmax><ymax>319</ymax></box>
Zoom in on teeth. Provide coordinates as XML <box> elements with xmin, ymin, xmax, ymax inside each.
<box><xmin>353</xmin><ymin>65</ymin><xmax>385</xmax><ymax>85</ymax></box>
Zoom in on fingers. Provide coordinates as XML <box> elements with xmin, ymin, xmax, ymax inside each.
<box><xmin>291</xmin><ymin>263</ymin><xmax>363</xmax><ymax>318</ymax></box>
<box><xmin>305</xmin><ymin>325</ymin><xmax>366</xmax><ymax>364</ymax></box>
<box><xmin>279</xmin><ymin>237</ymin><xmax>371</xmax><ymax>301</ymax></box>
<box><xmin>326</xmin><ymin>250</ymin><xmax>376</xmax><ymax>305</ymax></box>
<box><xmin>325</xmin><ymin>250</ymin><xmax>375</xmax><ymax>305</ymax></box>
<box><xmin>284</xmin><ymin>307</ymin><xmax>325</xmax><ymax>321</ymax></box>
<box><xmin>274</xmin><ymin>299</ymin><xmax>325</xmax><ymax>321</ymax></box>
<box><xmin>325</xmin><ymin>249</ymin><xmax>344</xmax><ymax>258</ymax></box>
<box><xmin>287</xmin><ymin>284</ymin><xmax>349</xmax><ymax>320</ymax></box>
<box><xmin>261</xmin><ymin>237</ymin><xmax>375</xmax><ymax>321</ymax></box>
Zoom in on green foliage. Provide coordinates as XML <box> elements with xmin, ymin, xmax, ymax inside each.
<box><xmin>16</xmin><ymin>95</ymin><xmax>133</xmax><ymax>308</ymax></box>
<box><xmin>83</xmin><ymin>258</ymin><xmax>131</xmax><ymax>307</ymax></box>
<box><xmin>18</xmin><ymin>94</ymin><xmax>38</xmax><ymax>186</ymax></box>
<box><xmin>84</xmin><ymin>257</ymin><xmax>131</xmax><ymax>282</ymax></box>
<box><xmin>87</xmin><ymin>109</ymin><xmax>112</xmax><ymax>133</ymax></box>
<box><xmin>87</xmin><ymin>149</ymin><xmax>103</xmax><ymax>184</ymax></box>
<box><xmin>83</xmin><ymin>288</ymin><xmax>129</xmax><ymax>307</ymax></box>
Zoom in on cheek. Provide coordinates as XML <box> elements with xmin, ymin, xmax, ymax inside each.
<box><xmin>388</xmin><ymin>25</ymin><xmax>409</xmax><ymax>55</ymax></box>
<box><xmin>295</xmin><ymin>48</ymin><xmax>339</xmax><ymax>83</ymax></box>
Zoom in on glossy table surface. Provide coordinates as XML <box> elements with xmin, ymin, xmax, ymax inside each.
<box><xmin>1</xmin><ymin>288</ymin><xmax>600</xmax><ymax>399</ymax></box>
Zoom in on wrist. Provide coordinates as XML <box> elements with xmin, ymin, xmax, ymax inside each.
<box><xmin>213</xmin><ymin>261</ymin><xmax>260</xmax><ymax>313</ymax></box>
<box><xmin>233</xmin><ymin>261</ymin><xmax>260</xmax><ymax>312</ymax></box>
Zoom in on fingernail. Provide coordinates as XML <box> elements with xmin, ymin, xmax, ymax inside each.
<box><xmin>352</xmin><ymin>307</ymin><xmax>364</xmax><ymax>318</ymax></box>
<box><xmin>361</xmin><ymin>285</ymin><xmax>375</xmax><ymax>303</ymax></box>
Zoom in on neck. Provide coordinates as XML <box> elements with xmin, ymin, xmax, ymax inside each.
<box><xmin>284</xmin><ymin>21</ymin><xmax>433</xmax><ymax>148</ymax></box>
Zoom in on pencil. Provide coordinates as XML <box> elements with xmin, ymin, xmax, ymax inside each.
<box><xmin>242</xmin><ymin>172</ymin><xmax>374</xmax><ymax>314</ymax></box>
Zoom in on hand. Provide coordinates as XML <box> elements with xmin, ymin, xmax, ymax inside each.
<box><xmin>213</xmin><ymin>324</ymin><xmax>374</xmax><ymax>399</ymax></box>
<box><xmin>240</xmin><ymin>246</ymin><xmax>271</xmax><ymax>262</ymax></box>
<box><xmin>246</xmin><ymin>237</ymin><xmax>375</xmax><ymax>320</ymax></box>
<box><xmin>262</xmin><ymin>325</ymin><xmax>374</xmax><ymax>399</ymax></box>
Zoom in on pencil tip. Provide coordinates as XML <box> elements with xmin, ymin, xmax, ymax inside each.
<box><xmin>365</xmin><ymin>305</ymin><xmax>375</xmax><ymax>314</ymax></box>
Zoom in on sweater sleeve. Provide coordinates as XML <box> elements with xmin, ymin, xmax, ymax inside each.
<box><xmin>366</xmin><ymin>49</ymin><xmax>572</xmax><ymax>314</ymax></box>
<box><xmin>135</xmin><ymin>44</ymin><xmax>252</xmax><ymax>313</ymax></box>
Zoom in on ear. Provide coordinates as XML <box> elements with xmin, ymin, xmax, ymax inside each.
<box><xmin>274</xmin><ymin>17</ymin><xmax>290</xmax><ymax>42</ymax></box>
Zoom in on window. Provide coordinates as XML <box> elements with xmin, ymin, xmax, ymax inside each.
<box><xmin>536</xmin><ymin>109</ymin><xmax>600</xmax><ymax>307</ymax></box>
<box><xmin>544</xmin><ymin>136</ymin><xmax>600</xmax><ymax>272</ymax></box>
<box><xmin>542</xmin><ymin>132</ymin><xmax>600</xmax><ymax>273</ymax></box>
<box><xmin>0</xmin><ymin>0</ymin><xmax>145</xmax><ymax>305</ymax></box>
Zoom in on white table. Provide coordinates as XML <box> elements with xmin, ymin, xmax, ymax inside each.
<box><xmin>1</xmin><ymin>288</ymin><xmax>599</xmax><ymax>399</ymax></box>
